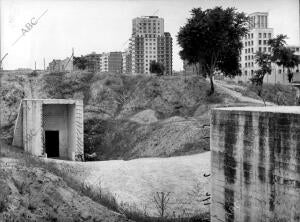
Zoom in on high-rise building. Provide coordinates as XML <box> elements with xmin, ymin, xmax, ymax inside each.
<box><xmin>129</xmin><ymin>16</ymin><xmax>172</xmax><ymax>75</ymax></box>
<box><xmin>108</xmin><ymin>52</ymin><xmax>123</xmax><ymax>73</ymax></box>
<box><xmin>238</xmin><ymin>12</ymin><xmax>274</xmax><ymax>82</ymax></box>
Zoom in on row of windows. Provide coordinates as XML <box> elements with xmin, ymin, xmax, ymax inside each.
<box><xmin>244</xmin><ymin>41</ymin><xmax>254</xmax><ymax>47</ymax></box>
<box><xmin>259</xmin><ymin>33</ymin><xmax>271</xmax><ymax>38</ymax></box>
<box><xmin>259</xmin><ymin>47</ymin><xmax>271</xmax><ymax>52</ymax></box>
<box><xmin>145</xmin><ymin>47</ymin><xmax>156</xmax><ymax>50</ymax></box>
<box><xmin>245</xmin><ymin>32</ymin><xmax>272</xmax><ymax>40</ymax></box>
<box><xmin>244</xmin><ymin>69</ymin><xmax>285</xmax><ymax>75</ymax></box>
<box><xmin>258</xmin><ymin>40</ymin><xmax>269</xmax><ymax>45</ymax></box>
<box><xmin>245</xmin><ymin>62</ymin><xmax>254</xmax><ymax>67</ymax></box>
<box><xmin>245</xmin><ymin>33</ymin><xmax>254</xmax><ymax>39</ymax></box>
<box><xmin>245</xmin><ymin>55</ymin><xmax>254</xmax><ymax>60</ymax></box>
<box><xmin>145</xmin><ymin>55</ymin><xmax>156</xmax><ymax>58</ymax></box>
<box><xmin>245</xmin><ymin>48</ymin><xmax>254</xmax><ymax>54</ymax></box>
<box><xmin>244</xmin><ymin>47</ymin><xmax>271</xmax><ymax>54</ymax></box>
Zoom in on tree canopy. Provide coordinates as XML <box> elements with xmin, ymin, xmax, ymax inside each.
<box><xmin>73</xmin><ymin>56</ymin><xmax>89</xmax><ymax>70</ymax></box>
<box><xmin>268</xmin><ymin>34</ymin><xmax>299</xmax><ymax>83</ymax></box>
<box><xmin>250</xmin><ymin>51</ymin><xmax>272</xmax><ymax>87</ymax></box>
<box><xmin>150</xmin><ymin>61</ymin><xmax>165</xmax><ymax>76</ymax></box>
<box><xmin>177</xmin><ymin>7</ymin><xmax>249</xmax><ymax>94</ymax></box>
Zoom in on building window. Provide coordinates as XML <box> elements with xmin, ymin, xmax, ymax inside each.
<box><xmin>259</xmin><ymin>33</ymin><xmax>262</xmax><ymax>38</ymax></box>
<box><xmin>263</xmin><ymin>40</ymin><xmax>267</xmax><ymax>45</ymax></box>
<box><xmin>268</xmin><ymin>33</ymin><xmax>271</xmax><ymax>38</ymax></box>
<box><xmin>259</xmin><ymin>40</ymin><xmax>262</xmax><ymax>45</ymax></box>
<box><xmin>259</xmin><ymin>47</ymin><xmax>262</xmax><ymax>52</ymax></box>
<box><xmin>245</xmin><ymin>70</ymin><xmax>247</xmax><ymax>75</ymax></box>
<box><xmin>251</xmin><ymin>48</ymin><xmax>254</xmax><ymax>53</ymax></box>
<box><xmin>251</xmin><ymin>33</ymin><xmax>253</xmax><ymax>38</ymax></box>
<box><xmin>245</xmin><ymin>42</ymin><xmax>248</xmax><ymax>46</ymax></box>
<box><xmin>263</xmin><ymin>33</ymin><xmax>267</xmax><ymax>38</ymax></box>
<box><xmin>245</xmin><ymin>63</ymin><xmax>247</xmax><ymax>67</ymax></box>
<box><xmin>263</xmin><ymin>47</ymin><xmax>266</xmax><ymax>52</ymax></box>
<box><xmin>245</xmin><ymin>56</ymin><xmax>247</xmax><ymax>60</ymax></box>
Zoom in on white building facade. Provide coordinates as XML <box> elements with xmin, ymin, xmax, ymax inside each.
<box><xmin>130</xmin><ymin>16</ymin><xmax>172</xmax><ymax>75</ymax></box>
<box><xmin>237</xmin><ymin>12</ymin><xmax>300</xmax><ymax>85</ymax></box>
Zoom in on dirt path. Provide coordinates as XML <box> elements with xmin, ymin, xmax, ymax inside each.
<box><xmin>214</xmin><ymin>80</ymin><xmax>275</xmax><ymax>105</ymax></box>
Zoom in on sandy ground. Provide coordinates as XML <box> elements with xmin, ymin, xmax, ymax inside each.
<box><xmin>47</xmin><ymin>152</ymin><xmax>211</xmax><ymax>217</ymax></box>
<box><xmin>0</xmin><ymin>148</ymin><xmax>130</xmax><ymax>221</ymax></box>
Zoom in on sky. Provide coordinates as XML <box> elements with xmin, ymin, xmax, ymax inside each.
<box><xmin>0</xmin><ymin>0</ymin><xmax>299</xmax><ymax>71</ymax></box>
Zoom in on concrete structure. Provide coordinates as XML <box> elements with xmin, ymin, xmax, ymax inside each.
<box><xmin>129</xmin><ymin>16</ymin><xmax>173</xmax><ymax>75</ymax></box>
<box><xmin>211</xmin><ymin>106</ymin><xmax>300</xmax><ymax>222</ymax></box>
<box><xmin>48</xmin><ymin>57</ymin><xmax>73</xmax><ymax>72</ymax></box>
<box><xmin>122</xmin><ymin>50</ymin><xmax>131</xmax><ymax>74</ymax></box>
<box><xmin>12</xmin><ymin>99</ymin><xmax>84</xmax><ymax>161</ymax></box>
<box><xmin>85</xmin><ymin>52</ymin><xmax>102</xmax><ymax>72</ymax></box>
<box><xmin>108</xmin><ymin>51</ymin><xmax>123</xmax><ymax>74</ymax></box>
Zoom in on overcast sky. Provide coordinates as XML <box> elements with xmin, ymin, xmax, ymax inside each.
<box><xmin>1</xmin><ymin>0</ymin><xmax>299</xmax><ymax>70</ymax></box>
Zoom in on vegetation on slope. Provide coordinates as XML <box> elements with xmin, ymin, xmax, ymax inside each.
<box><xmin>235</xmin><ymin>82</ymin><xmax>298</xmax><ymax>105</ymax></box>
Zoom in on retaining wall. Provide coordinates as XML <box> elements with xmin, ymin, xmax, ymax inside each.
<box><xmin>211</xmin><ymin>107</ymin><xmax>300</xmax><ymax>222</ymax></box>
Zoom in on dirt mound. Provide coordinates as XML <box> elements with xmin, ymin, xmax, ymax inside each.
<box><xmin>129</xmin><ymin>109</ymin><xmax>158</xmax><ymax>124</ymax></box>
<box><xmin>0</xmin><ymin>158</ymin><xmax>128</xmax><ymax>222</ymax></box>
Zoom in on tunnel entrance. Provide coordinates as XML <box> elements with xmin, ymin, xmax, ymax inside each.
<box><xmin>45</xmin><ymin>130</ymin><xmax>59</xmax><ymax>157</ymax></box>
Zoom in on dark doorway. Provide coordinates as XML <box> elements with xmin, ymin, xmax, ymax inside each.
<box><xmin>45</xmin><ymin>131</ymin><xmax>59</xmax><ymax>157</ymax></box>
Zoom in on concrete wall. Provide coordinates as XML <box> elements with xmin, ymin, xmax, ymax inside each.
<box><xmin>211</xmin><ymin>107</ymin><xmax>300</xmax><ymax>222</ymax></box>
<box><xmin>12</xmin><ymin>99</ymin><xmax>84</xmax><ymax>161</ymax></box>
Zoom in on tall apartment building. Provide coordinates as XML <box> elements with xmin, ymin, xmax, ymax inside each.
<box><xmin>108</xmin><ymin>52</ymin><xmax>123</xmax><ymax>73</ymax></box>
<box><xmin>237</xmin><ymin>12</ymin><xmax>274</xmax><ymax>82</ymax></box>
<box><xmin>129</xmin><ymin>16</ymin><xmax>173</xmax><ymax>75</ymax></box>
<box><xmin>99</xmin><ymin>53</ymin><xmax>109</xmax><ymax>72</ymax></box>
<box><xmin>122</xmin><ymin>50</ymin><xmax>131</xmax><ymax>74</ymax></box>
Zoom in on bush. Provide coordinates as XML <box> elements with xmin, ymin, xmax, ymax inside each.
<box><xmin>43</xmin><ymin>71</ymin><xmax>94</xmax><ymax>103</ymax></box>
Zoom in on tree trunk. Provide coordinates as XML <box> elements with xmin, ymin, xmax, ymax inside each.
<box><xmin>209</xmin><ymin>73</ymin><xmax>214</xmax><ymax>95</ymax></box>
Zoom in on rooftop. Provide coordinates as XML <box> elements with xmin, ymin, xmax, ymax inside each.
<box><xmin>23</xmin><ymin>99</ymin><xmax>83</xmax><ymax>105</ymax></box>
<box><xmin>213</xmin><ymin>106</ymin><xmax>300</xmax><ymax>114</ymax></box>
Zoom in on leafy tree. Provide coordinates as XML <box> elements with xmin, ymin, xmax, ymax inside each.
<box><xmin>73</xmin><ymin>56</ymin><xmax>89</xmax><ymax>70</ymax></box>
<box><xmin>150</xmin><ymin>61</ymin><xmax>164</xmax><ymax>76</ymax></box>
<box><xmin>278</xmin><ymin>47</ymin><xmax>299</xmax><ymax>83</ymax></box>
<box><xmin>268</xmin><ymin>34</ymin><xmax>299</xmax><ymax>83</ymax></box>
<box><xmin>250</xmin><ymin>52</ymin><xmax>272</xmax><ymax>98</ymax></box>
<box><xmin>177</xmin><ymin>7</ymin><xmax>249</xmax><ymax>94</ymax></box>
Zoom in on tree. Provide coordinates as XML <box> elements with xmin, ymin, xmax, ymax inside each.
<box><xmin>177</xmin><ymin>7</ymin><xmax>249</xmax><ymax>94</ymax></box>
<box><xmin>268</xmin><ymin>34</ymin><xmax>299</xmax><ymax>83</ymax></box>
<box><xmin>250</xmin><ymin>51</ymin><xmax>272</xmax><ymax>99</ymax></box>
<box><xmin>150</xmin><ymin>61</ymin><xmax>164</xmax><ymax>76</ymax></box>
<box><xmin>278</xmin><ymin>47</ymin><xmax>299</xmax><ymax>83</ymax></box>
<box><xmin>250</xmin><ymin>51</ymin><xmax>272</xmax><ymax>86</ymax></box>
<box><xmin>73</xmin><ymin>56</ymin><xmax>89</xmax><ymax>70</ymax></box>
